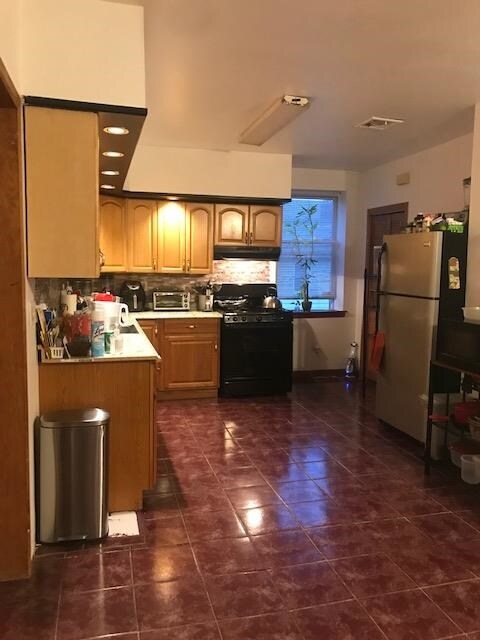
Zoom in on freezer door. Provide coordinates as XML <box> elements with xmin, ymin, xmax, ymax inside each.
<box><xmin>382</xmin><ymin>233</ymin><xmax>442</xmax><ymax>298</ymax></box>
<box><xmin>375</xmin><ymin>294</ymin><xmax>438</xmax><ymax>442</ymax></box>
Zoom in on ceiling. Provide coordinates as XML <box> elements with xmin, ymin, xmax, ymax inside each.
<box><xmin>115</xmin><ymin>0</ymin><xmax>480</xmax><ymax>170</ymax></box>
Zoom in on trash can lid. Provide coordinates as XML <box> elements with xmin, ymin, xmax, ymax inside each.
<box><xmin>40</xmin><ymin>408</ymin><xmax>110</xmax><ymax>428</ymax></box>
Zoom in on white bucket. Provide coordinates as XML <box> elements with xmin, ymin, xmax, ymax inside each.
<box><xmin>461</xmin><ymin>454</ymin><xmax>480</xmax><ymax>484</ymax></box>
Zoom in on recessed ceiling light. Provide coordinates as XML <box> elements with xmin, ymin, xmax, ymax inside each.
<box><xmin>101</xmin><ymin>184</ymin><xmax>115</xmax><ymax>190</ymax></box>
<box><xmin>101</xmin><ymin>170</ymin><xmax>120</xmax><ymax>176</ymax></box>
<box><xmin>103</xmin><ymin>126</ymin><xmax>129</xmax><ymax>135</ymax></box>
<box><xmin>166</xmin><ymin>196</ymin><xmax>180</xmax><ymax>201</ymax></box>
<box><xmin>102</xmin><ymin>151</ymin><xmax>124</xmax><ymax>158</ymax></box>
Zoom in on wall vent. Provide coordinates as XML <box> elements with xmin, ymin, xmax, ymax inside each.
<box><xmin>356</xmin><ymin>116</ymin><xmax>404</xmax><ymax>130</ymax></box>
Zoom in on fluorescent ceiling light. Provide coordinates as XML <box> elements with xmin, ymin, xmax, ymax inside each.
<box><xmin>239</xmin><ymin>95</ymin><xmax>310</xmax><ymax>146</ymax></box>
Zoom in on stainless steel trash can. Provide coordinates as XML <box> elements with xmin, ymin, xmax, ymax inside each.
<box><xmin>38</xmin><ymin>408</ymin><xmax>109</xmax><ymax>543</ymax></box>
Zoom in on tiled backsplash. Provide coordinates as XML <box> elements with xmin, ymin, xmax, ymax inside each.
<box><xmin>35</xmin><ymin>260</ymin><xmax>273</xmax><ymax>308</ymax></box>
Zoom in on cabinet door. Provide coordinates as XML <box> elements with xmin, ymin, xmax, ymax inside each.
<box><xmin>162</xmin><ymin>334</ymin><xmax>219</xmax><ymax>389</ymax></box>
<box><xmin>186</xmin><ymin>203</ymin><xmax>213</xmax><ymax>274</ymax></box>
<box><xmin>249</xmin><ymin>205</ymin><xmax>282</xmax><ymax>246</ymax></box>
<box><xmin>25</xmin><ymin>107</ymin><xmax>99</xmax><ymax>278</ymax></box>
<box><xmin>138</xmin><ymin>320</ymin><xmax>162</xmax><ymax>391</ymax></box>
<box><xmin>99</xmin><ymin>196</ymin><xmax>128</xmax><ymax>272</ymax></box>
<box><xmin>214</xmin><ymin>205</ymin><xmax>249</xmax><ymax>245</ymax></box>
<box><xmin>157</xmin><ymin>201</ymin><xmax>186</xmax><ymax>273</ymax></box>
<box><xmin>127</xmin><ymin>199</ymin><xmax>157</xmax><ymax>272</ymax></box>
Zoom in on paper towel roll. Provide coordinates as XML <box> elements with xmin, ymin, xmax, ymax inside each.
<box><xmin>61</xmin><ymin>293</ymin><xmax>77</xmax><ymax>315</ymax></box>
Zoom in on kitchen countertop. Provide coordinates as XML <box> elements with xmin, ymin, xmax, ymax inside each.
<box><xmin>133</xmin><ymin>310</ymin><xmax>223</xmax><ymax>319</ymax></box>
<box><xmin>41</xmin><ymin>318</ymin><xmax>160</xmax><ymax>364</ymax></box>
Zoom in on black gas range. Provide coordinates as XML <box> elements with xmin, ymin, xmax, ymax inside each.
<box><xmin>215</xmin><ymin>284</ymin><xmax>293</xmax><ymax>397</ymax></box>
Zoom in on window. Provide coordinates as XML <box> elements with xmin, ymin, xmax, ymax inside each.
<box><xmin>277</xmin><ymin>196</ymin><xmax>337</xmax><ymax>310</ymax></box>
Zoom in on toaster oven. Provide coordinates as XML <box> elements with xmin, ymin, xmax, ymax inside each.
<box><xmin>153</xmin><ymin>291</ymin><xmax>190</xmax><ymax>311</ymax></box>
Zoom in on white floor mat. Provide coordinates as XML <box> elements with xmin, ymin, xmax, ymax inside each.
<box><xmin>108</xmin><ymin>511</ymin><xmax>139</xmax><ymax>537</ymax></box>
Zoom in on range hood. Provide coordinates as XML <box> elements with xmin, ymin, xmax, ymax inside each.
<box><xmin>214</xmin><ymin>245</ymin><xmax>281</xmax><ymax>261</ymax></box>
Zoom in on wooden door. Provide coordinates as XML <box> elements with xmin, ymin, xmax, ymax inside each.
<box><xmin>138</xmin><ymin>320</ymin><xmax>162</xmax><ymax>392</ymax></box>
<box><xmin>365</xmin><ymin>203</ymin><xmax>408</xmax><ymax>380</ymax></box>
<box><xmin>249</xmin><ymin>205</ymin><xmax>282</xmax><ymax>246</ymax></box>
<box><xmin>214</xmin><ymin>204</ymin><xmax>249</xmax><ymax>245</ymax></box>
<box><xmin>99</xmin><ymin>196</ymin><xmax>127</xmax><ymax>272</ymax></box>
<box><xmin>186</xmin><ymin>203</ymin><xmax>213</xmax><ymax>274</ymax></box>
<box><xmin>0</xmin><ymin>59</ymin><xmax>31</xmax><ymax>580</ymax></box>
<box><xmin>157</xmin><ymin>201</ymin><xmax>186</xmax><ymax>273</ymax></box>
<box><xmin>162</xmin><ymin>334</ymin><xmax>219</xmax><ymax>389</ymax></box>
<box><xmin>127</xmin><ymin>199</ymin><xmax>157</xmax><ymax>272</ymax></box>
<box><xmin>25</xmin><ymin>106</ymin><xmax>99</xmax><ymax>278</ymax></box>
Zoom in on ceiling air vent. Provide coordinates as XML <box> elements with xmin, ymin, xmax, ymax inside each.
<box><xmin>356</xmin><ymin>116</ymin><xmax>404</xmax><ymax>130</ymax></box>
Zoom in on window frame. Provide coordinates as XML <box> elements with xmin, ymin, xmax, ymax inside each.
<box><xmin>277</xmin><ymin>193</ymin><xmax>339</xmax><ymax>311</ymax></box>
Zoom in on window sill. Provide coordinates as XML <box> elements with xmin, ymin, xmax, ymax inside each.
<box><xmin>293</xmin><ymin>310</ymin><xmax>347</xmax><ymax>319</ymax></box>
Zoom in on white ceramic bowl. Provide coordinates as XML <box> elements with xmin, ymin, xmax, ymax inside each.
<box><xmin>463</xmin><ymin>307</ymin><xmax>480</xmax><ymax>324</ymax></box>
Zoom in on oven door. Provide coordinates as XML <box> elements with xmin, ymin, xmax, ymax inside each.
<box><xmin>220</xmin><ymin>321</ymin><xmax>293</xmax><ymax>396</ymax></box>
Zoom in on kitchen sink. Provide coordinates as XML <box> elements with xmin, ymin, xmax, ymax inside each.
<box><xmin>119</xmin><ymin>325</ymin><xmax>139</xmax><ymax>334</ymax></box>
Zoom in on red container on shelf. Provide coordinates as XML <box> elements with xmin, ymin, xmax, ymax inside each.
<box><xmin>93</xmin><ymin>292</ymin><xmax>116</xmax><ymax>302</ymax></box>
<box><xmin>453</xmin><ymin>402</ymin><xmax>480</xmax><ymax>425</ymax></box>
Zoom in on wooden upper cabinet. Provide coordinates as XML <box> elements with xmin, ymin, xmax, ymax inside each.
<box><xmin>157</xmin><ymin>201</ymin><xmax>186</xmax><ymax>273</ymax></box>
<box><xmin>249</xmin><ymin>205</ymin><xmax>282</xmax><ymax>247</ymax></box>
<box><xmin>99</xmin><ymin>196</ymin><xmax>127</xmax><ymax>272</ymax></box>
<box><xmin>25</xmin><ymin>106</ymin><xmax>99</xmax><ymax>278</ymax></box>
<box><xmin>127</xmin><ymin>199</ymin><xmax>157</xmax><ymax>272</ymax></box>
<box><xmin>186</xmin><ymin>203</ymin><xmax>213</xmax><ymax>274</ymax></box>
<box><xmin>214</xmin><ymin>205</ymin><xmax>249</xmax><ymax>245</ymax></box>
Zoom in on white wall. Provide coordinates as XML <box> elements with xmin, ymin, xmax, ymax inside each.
<box><xmin>20</xmin><ymin>0</ymin><xmax>145</xmax><ymax>106</ymax></box>
<box><xmin>291</xmin><ymin>169</ymin><xmax>362</xmax><ymax>371</ymax></box>
<box><xmin>360</xmin><ymin>133</ymin><xmax>473</xmax><ymax>216</ymax></box>
<box><xmin>126</xmin><ymin>145</ymin><xmax>292</xmax><ymax>198</ymax></box>
<box><xmin>0</xmin><ymin>0</ymin><xmax>21</xmax><ymax>89</ymax></box>
<box><xmin>467</xmin><ymin>104</ymin><xmax>480</xmax><ymax>305</ymax></box>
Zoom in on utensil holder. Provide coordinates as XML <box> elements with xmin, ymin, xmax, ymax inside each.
<box><xmin>49</xmin><ymin>346</ymin><xmax>64</xmax><ymax>359</ymax></box>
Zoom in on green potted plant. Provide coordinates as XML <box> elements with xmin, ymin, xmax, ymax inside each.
<box><xmin>286</xmin><ymin>203</ymin><xmax>318</xmax><ymax>311</ymax></box>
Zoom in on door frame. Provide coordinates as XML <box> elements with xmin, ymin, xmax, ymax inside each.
<box><xmin>363</xmin><ymin>202</ymin><xmax>409</xmax><ymax>382</ymax></box>
<box><xmin>0</xmin><ymin>57</ymin><xmax>32</xmax><ymax>580</ymax></box>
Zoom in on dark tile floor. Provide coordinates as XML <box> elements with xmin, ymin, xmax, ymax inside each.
<box><xmin>3</xmin><ymin>381</ymin><xmax>480</xmax><ymax>639</ymax></box>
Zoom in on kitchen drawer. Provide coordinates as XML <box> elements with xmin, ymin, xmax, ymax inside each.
<box><xmin>164</xmin><ymin>318</ymin><xmax>219</xmax><ymax>335</ymax></box>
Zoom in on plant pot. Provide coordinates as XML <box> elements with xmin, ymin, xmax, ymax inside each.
<box><xmin>302</xmin><ymin>300</ymin><xmax>312</xmax><ymax>312</ymax></box>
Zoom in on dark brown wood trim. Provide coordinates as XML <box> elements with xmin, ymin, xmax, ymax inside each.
<box><xmin>122</xmin><ymin>190</ymin><xmax>291</xmax><ymax>206</ymax></box>
<box><xmin>0</xmin><ymin>60</ymin><xmax>31</xmax><ymax>580</ymax></box>
<box><xmin>293</xmin><ymin>369</ymin><xmax>345</xmax><ymax>382</ymax></box>
<box><xmin>293</xmin><ymin>310</ymin><xmax>346</xmax><ymax>319</ymax></box>
<box><xmin>0</xmin><ymin>58</ymin><xmax>20</xmax><ymax>108</ymax></box>
<box><xmin>24</xmin><ymin>95</ymin><xmax>147</xmax><ymax>117</ymax></box>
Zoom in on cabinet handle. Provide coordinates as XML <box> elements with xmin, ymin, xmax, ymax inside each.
<box><xmin>186</xmin><ymin>259</ymin><xmax>191</xmax><ymax>271</ymax></box>
<box><xmin>188</xmin><ymin>324</ymin><xmax>196</xmax><ymax>329</ymax></box>
<box><xmin>250</xmin><ymin>231</ymin><xmax>253</xmax><ymax>243</ymax></box>
<box><xmin>245</xmin><ymin>231</ymin><xmax>248</xmax><ymax>244</ymax></box>
<box><xmin>99</xmin><ymin>249</ymin><xmax>105</xmax><ymax>268</ymax></box>
<box><xmin>154</xmin><ymin>325</ymin><xmax>158</xmax><ymax>336</ymax></box>
<box><xmin>153</xmin><ymin>258</ymin><xmax>157</xmax><ymax>270</ymax></box>
<box><xmin>214</xmin><ymin>343</ymin><xmax>218</xmax><ymax>351</ymax></box>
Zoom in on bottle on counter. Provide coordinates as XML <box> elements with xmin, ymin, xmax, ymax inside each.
<box><xmin>91</xmin><ymin>308</ymin><xmax>105</xmax><ymax>357</ymax></box>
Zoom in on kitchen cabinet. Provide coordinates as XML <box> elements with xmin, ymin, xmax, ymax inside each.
<box><xmin>25</xmin><ymin>106</ymin><xmax>99</xmax><ymax>278</ymax></box>
<box><xmin>39</xmin><ymin>360</ymin><xmax>155</xmax><ymax>512</ymax></box>
<box><xmin>214</xmin><ymin>204</ymin><xmax>282</xmax><ymax>247</ymax></box>
<box><xmin>157</xmin><ymin>201</ymin><xmax>213</xmax><ymax>274</ymax></box>
<box><xmin>138</xmin><ymin>320</ymin><xmax>162</xmax><ymax>391</ymax></box>
<box><xmin>127</xmin><ymin>199</ymin><xmax>157</xmax><ymax>272</ymax></box>
<box><xmin>99</xmin><ymin>196</ymin><xmax>128</xmax><ymax>272</ymax></box>
<box><xmin>138</xmin><ymin>317</ymin><xmax>220</xmax><ymax>399</ymax></box>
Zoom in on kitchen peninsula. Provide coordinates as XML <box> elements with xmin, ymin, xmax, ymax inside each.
<box><xmin>38</xmin><ymin>319</ymin><xmax>159</xmax><ymax>512</ymax></box>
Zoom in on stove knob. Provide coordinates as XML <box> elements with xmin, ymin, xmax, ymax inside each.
<box><xmin>233</xmin><ymin>316</ymin><xmax>238</xmax><ymax>322</ymax></box>
<box><xmin>241</xmin><ymin>316</ymin><xmax>247</xmax><ymax>322</ymax></box>
<box><xmin>256</xmin><ymin>315</ymin><xmax>262</xmax><ymax>322</ymax></box>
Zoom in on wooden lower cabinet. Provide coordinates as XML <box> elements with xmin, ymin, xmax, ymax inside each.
<box><xmin>39</xmin><ymin>360</ymin><xmax>156</xmax><ymax>512</ymax></box>
<box><xmin>139</xmin><ymin>318</ymin><xmax>220</xmax><ymax>399</ymax></box>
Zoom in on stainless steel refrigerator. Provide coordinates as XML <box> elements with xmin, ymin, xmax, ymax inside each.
<box><xmin>375</xmin><ymin>231</ymin><xmax>467</xmax><ymax>443</ymax></box>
